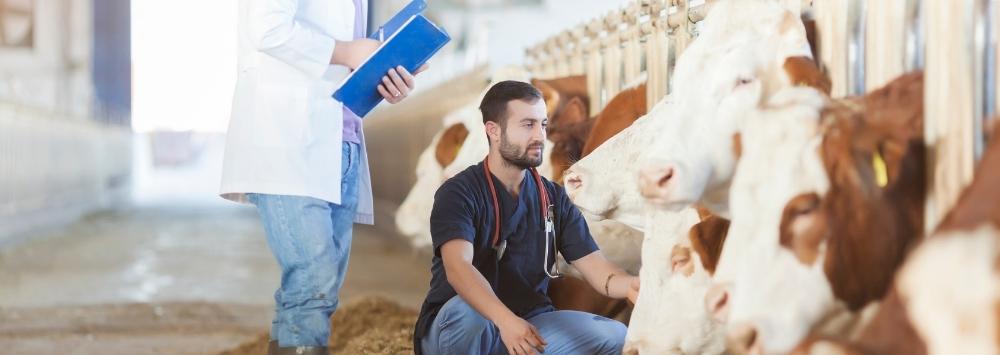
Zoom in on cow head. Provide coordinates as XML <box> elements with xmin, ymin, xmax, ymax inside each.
<box><xmin>722</xmin><ymin>73</ymin><xmax>925</xmax><ymax>355</ymax></box>
<box><xmin>565</xmin><ymin>0</ymin><xmax>824</xmax><ymax>229</ymax></box>
<box><xmin>396</xmin><ymin>119</ymin><xmax>472</xmax><ymax>248</ymax></box>
<box><xmin>624</xmin><ymin>207</ymin><xmax>729</xmax><ymax>355</ymax></box>
<box><xmin>532</xmin><ymin>76</ymin><xmax>591</xmax><ymax>182</ymax></box>
<box><xmin>637</xmin><ymin>1</ymin><xmax>829</xmax><ymax>216</ymax></box>
<box><xmin>565</xmin><ymin>105</ymin><xmax>673</xmax><ymax>229</ymax></box>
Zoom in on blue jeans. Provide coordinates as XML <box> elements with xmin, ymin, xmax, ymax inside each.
<box><xmin>422</xmin><ymin>296</ymin><xmax>627</xmax><ymax>355</ymax></box>
<box><xmin>248</xmin><ymin>142</ymin><xmax>361</xmax><ymax>347</ymax></box>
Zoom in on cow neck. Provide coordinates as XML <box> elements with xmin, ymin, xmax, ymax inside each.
<box><xmin>483</xmin><ymin>158</ymin><xmax>549</xmax><ymax>248</ymax></box>
<box><xmin>818</xmin><ymin>105</ymin><xmax>924</xmax><ymax>311</ymax></box>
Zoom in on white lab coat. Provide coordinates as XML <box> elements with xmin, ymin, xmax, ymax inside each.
<box><xmin>220</xmin><ymin>0</ymin><xmax>375</xmax><ymax>225</ymax></box>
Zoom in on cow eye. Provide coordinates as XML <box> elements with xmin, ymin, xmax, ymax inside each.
<box><xmin>790</xmin><ymin>193</ymin><xmax>820</xmax><ymax>217</ymax></box>
<box><xmin>735</xmin><ymin>77</ymin><xmax>755</xmax><ymax>87</ymax></box>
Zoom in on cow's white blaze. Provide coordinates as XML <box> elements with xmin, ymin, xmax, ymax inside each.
<box><xmin>565</xmin><ymin>100</ymin><xmax>675</xmax><ymax>230</ymax></box>
<box><xmin>718</xmin><ymin>87</ymin><xmax>839</xmax><ymax>353</ymax></box>
<box><xmin>639</xmin><ymin>0</ymin><xmax>815</xmax><ymax>216</ymax></box>
<box><xmin>567</xmin><ymin>0</ymin><xmax>813</xmax><ymax>228</ymax></box>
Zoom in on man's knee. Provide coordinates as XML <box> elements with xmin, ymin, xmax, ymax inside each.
<box><xmin>437</xmin><ymin>297</ymin><xmax>493</xmax><ymax>333</ymax></box>
<box><xmin>582</xmin><ymin>315</ymin><xmax>627</xmax><ymax>353</ymax></box>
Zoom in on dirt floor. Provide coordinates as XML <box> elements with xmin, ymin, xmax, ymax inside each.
<box><xmin>0</xmin><ymin>202</ymin><xmax>430</xmax><ymax>355</ymax></box>
<box><xmin>219</xmin><ymin>296</ymin><xmax>418</xmax><ymax>355</ymax></box>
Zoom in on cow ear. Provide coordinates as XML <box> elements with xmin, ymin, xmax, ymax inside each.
<box><xmin>532</xmin><ymin>79</ymin><xmax>561</xmax><ymax>118</ymax></box>
<box><xmin>435</xmin><ymin>123</ymin><xmax>469</xmax><ymax>167</ymax></box>
<box><xmin>855</xmin><ymin>72</ymin><xmax>924</xmax><ymax>186</ymax></box>
<box><xmin>688</xmin><ymin>215</ymin><xmax>730</xmax><ymax>275</ymax></box>
<box><xmin>783</xmin><ymin>56</ymin><xmax>831</xmax><ymax>95</ymax></box>
<box><xmin>557</xmin><ymin>96</ymin><xmax>589</xmax><ymax>126</ymax></box>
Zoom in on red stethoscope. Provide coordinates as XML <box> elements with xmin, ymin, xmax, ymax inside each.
<box><xmin>483</xmin><ymin>158</ymin><xmax>562</xmax><ymax>279</ymax></box>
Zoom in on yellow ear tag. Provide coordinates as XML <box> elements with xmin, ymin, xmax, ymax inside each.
<box><xmin>873</xmin><ymin>151</ymin><xmax>888</xmax><ymax>188</ymax></box>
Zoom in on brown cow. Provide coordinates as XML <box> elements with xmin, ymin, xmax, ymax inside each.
<box><xmin>721</xmin><ymin>72</ymin><xmax>926</xmax><ymax>354</ymax></box>
<box><xmin>790</xmin><ymin>123</ymin><xmax>1000</xmax><ymax>355</ymax></box>
<box><xmin>532</xmin><ymin>76</ymin><xmax>590</xmax><ymax>181</ymax></box>
<box><xmin>582</xmin><ymin>84</ymin><xmax>648</xmax><ymax>157</ymax></box>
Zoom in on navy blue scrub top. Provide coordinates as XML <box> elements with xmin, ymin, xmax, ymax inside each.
<box><xmin>413</xmin><ymin>161</ymin><xmax>600</xmax><ymax>352</ymax></box>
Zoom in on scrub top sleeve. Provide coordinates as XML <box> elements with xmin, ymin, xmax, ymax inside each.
<box><xmin>430</xmin><ymin>182</ymin><xmax>478</xmax><ymax>257</ymax></box>
<box><xmin>553</xmin><ymin>183</ymin><xmax>599</xmax><ymax>262</ymax></box>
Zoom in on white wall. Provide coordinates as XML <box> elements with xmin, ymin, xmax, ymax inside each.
<box><xmin>0</xmin><ymin>0</ymin><xmax>133</xmax><ymax>244</ymax></box>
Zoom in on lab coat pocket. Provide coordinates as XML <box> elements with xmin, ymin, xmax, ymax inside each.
<box><xmin>251</xmin><ymin>84</ymin><xmax>311</xmax><ymax>147</ymax></box>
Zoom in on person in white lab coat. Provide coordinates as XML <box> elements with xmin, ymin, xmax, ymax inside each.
<box><xmin>219</xmin><ymin>1</ymin><xmax>421</xmax><ymax>354</ymax></box>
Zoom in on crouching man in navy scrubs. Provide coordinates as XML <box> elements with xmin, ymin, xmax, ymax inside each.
<box><xmin>413</xmin><ymin>81</ymin><xmax>640</xmax><ymax>355</ymax></box>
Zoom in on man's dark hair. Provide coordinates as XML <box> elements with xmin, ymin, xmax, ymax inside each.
<box><xmin>479</xmin><ymin>80</ymin><xmax>543</xmax><ymax>128</ymax></box>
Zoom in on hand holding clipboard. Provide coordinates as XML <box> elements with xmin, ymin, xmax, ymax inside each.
<box><xmin>333</xmin><ymin>1</ymin><xmax>451</xmax><ymax>117</ymax></box>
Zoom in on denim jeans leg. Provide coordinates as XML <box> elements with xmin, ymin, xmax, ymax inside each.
<box><xmin>249</xmin><ymin>142</ymin><xmax>361</xmax><ymax>347</ymax></box>
<box><xmin>526</xmin><ymin>310</ymin><xmax>627</xmax><ymax>355</ymax></box>
<box><xmin>421</xmin><ymin>296</ymin><xmax>506</xmax><ymax>355</ymax></box>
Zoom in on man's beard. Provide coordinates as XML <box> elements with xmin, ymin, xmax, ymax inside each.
<box><xmin>498</xmin><ymin>133</ymin><xmax>544</xmax><ymax>170</ymax></box>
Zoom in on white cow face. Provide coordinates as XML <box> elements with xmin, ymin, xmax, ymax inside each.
<box><xmin>566</xmin><ymin>0</ymin><xmax>818</xmax><ymax>227</ymax></box>
<box><xmin>637</xmin><ymin>0</ymin><xmax>820</xmax><ymax>217</ymax></box>
<box><xmin>712</xmin><ymin>88</ymin><xmax>834</xmax><ymax>355</ymax></box>
<box><xmin>624</xmin><ymin>208</ymin><xmax>725</xmax><ymax>355</ymax></box>
<box><xmin>564</xmin><ymin>103</ymin><xmax>675</xmax><ymax>230</ymax></box>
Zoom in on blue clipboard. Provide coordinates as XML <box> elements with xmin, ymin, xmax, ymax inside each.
<box><xmin>333</xmin><ymin>14</ymin><xmax>450</xmax><ymax>117</ymax></box>
<box><xmin>369</xmin><ymin>0</ymin><xmax>427</xmax><ymax>41</ymax></box>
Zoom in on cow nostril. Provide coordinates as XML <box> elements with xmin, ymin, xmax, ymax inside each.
<box><xmin>639</xmin><ymin>165</ymin><xmax>675</xmax><ymax>198</ymax></box>
<box><xmin>705</xmin><ymin>286</ymin><xmax>730</xmax><ymax>323</ymax></box>
<box><xmin>565</xmin><ymin>173</ymin><xmax>583</xmax><ymax>191</ymax></box>
<box><xmin>656</xmin><ymin>167</ymin><xmax>674</xmax><ymax>187</ymax></box>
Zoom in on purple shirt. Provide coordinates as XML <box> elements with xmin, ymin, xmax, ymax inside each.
<box><xmin>342</xmin><ymin>0</ymin><xmax>366</xmax><ymax>144</ymax></box>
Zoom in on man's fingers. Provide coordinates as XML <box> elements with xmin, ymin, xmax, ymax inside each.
<box><xmin>397</xmin><ymin>66</ymin><xmax>416</xmax><ymax>89</ymax></box>
<box><xmin>531</xmin><ymin>326</ymin><xmax>547</xmax><ymax>345</ymax></box>
<box><xmin>524</xmin><ymin>334</ymin><xmax>541</xmax><ymax>350</ymax></box>
<box><xmin>377</xmin><ymin>84</ymin><xmax>397</xmax><ymax>103</ymax></box>
<box><xmin>533</xmin><ymin>333</ymin><xmax>547</xmax><ymax>348</ymax></box>
<box><xmin>517</xmin><ymin>342</ymin><xmax>536</xmax><ymax>355</ymax></box>
<box><xmin>388</xmin><ymin>69</ymin><xmax>410</xmax><ymax>96</ymax></box>
<box><xmin>381</xmin><ymin>76</ymin><xmax>401</xmax><ymax>97</ymax></box>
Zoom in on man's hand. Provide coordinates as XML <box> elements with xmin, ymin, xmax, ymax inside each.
<box><xmin>496</xmin><ymin>313</ymin><xmax>547</xmax><ymax>355</ymax></box>
<box><xmin>627</xmin><ymin>276</ymin><xmax>640</xmax><ymax>304</ymax></box>
<box><xmin>377</xmin><ymin>64</ymin><xmax>428</xmax><ymax>104</ymax></box>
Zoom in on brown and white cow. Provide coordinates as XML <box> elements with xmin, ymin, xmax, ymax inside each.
<box><xmin>565</xmin><ymin>0</ymin><xmax>821</xmax><ymax>229</ymax></box>
<box><xmin>720</xmin><ymin>72</ymin><xmax>926</xmax><ymax>354</ymax></box>
<box><xmin>396</xmin><ymin>104</ymin><xmax>482</xmax><ymax>248</ymax></box>
<box><xmin>549</xmin><ymin>82</ymin><xmax>648</xmax><ymax>322</ymax></box>
<box><xmin>624</xmin><ymin>207</ymin><xmax>731</xmax><ymax>355</ymax></box>
<box><xmin>789</xmin><ymin>122</ymin><xmax>1000</xmax><ymax>355</ymax></box>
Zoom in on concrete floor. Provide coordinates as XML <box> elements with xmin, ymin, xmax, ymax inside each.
<box><xmin>0</xmin><ymin>136</ymin><xmax>431</xmax><ymax>354</ymax></box>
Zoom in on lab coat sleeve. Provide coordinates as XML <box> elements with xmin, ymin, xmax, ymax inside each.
<box><xmin>246</xmin><ymin>0</ymin><xmax>341</xmax><ymax>78</ymax></box>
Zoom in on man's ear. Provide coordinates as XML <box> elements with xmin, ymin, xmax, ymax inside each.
<box><xmin>485</xmin><ymin>121</ymin><xmax>501</xmax><ymax>144</ymax></box>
